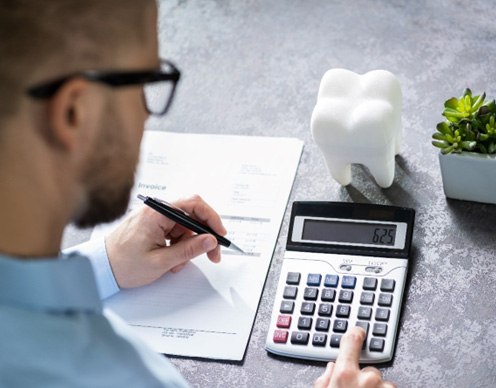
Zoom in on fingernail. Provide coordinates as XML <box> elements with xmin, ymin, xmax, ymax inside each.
<box><xmin>202</xmin><ymin>235</ymin><xmax>217</xmax><ymax>251</ymax></box>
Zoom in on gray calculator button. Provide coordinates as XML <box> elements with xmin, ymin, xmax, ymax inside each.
<box><xmin>375</xmin><ymin>308</ymin><xmax>390</xmax><ymax>322</ymax></box>
<box><xmin>369</xmin><ymin>338</ymin><xmax>385</xmax><ymax>352</ymax></box>
<box><xmin>291</xmin><ymin>331</ymin><xmax>310</xmax><ymax>345</ymax></box>
<box><xmin>336</xmin><ymin>304</ymin><xmax>351</xmax><ymax>318</ymax></box>
<box><xmin>321</xmin><ymin>288</ymin><xmax>336</xmax><ymax>302</ymax></box>
<box><xmin>312</xmin><ymin>333</ymin><xmax>328</xmax><ymax>347</ymax></box>
<box><xmin>360</xmin><ymin>292</ymin><xmax>375</xmax><ymax>305</ymax></box>
<box><xmin>380</xmin><ymin>278</ymin><xmax>395</xmax><ymax>292</ymax></box>
<box><xmin>362</xmin><ymin>277</ymin><xmax>378</xmax><ymax>290</ymax></box>
<box><xmin>338</xmin><ymin>290</ymin><xmax>354</xmax><ymax>303</ymax></box>
<box><xmin>280</xmin><ymin>300</ymin><xmax>294</xmax><ymax>314</ymax></box>
<box><xmin>304</xmin><ymin>287</ymin><xmax>319</xmax><ymax>301</ymax></box>
<box><xmin>301</xmin><ymin>302</ymin><xmax>316</xmax><ymax>316</ymax></box>
<box><xmin>372</xmin><ymin>323</ymin><xmax>388</xmax><ymax>337</ymax></box>
<box><xmin>297</xmin><ymin>317</ymin><xmax>313</xmax><ymax>330</ymax></box>
<box><xmin>286</xmin><ymin>272</ymin><xmax>301</xmax><ymax>285</ymax></box>
<box><xmin>315</xmin><ymin>318</ymin><xmax>330</xmax><ymax>332</ymax></box>
<box><xmin>357</xmin><ymin>306</ymin><xmax>372</xmax><ymax>320</ymax></box>
<box><xmin>330</xmin><ymin>334</ymin><xmax>342</xmax><ymax>348</ymax></box>
<box><xmin>333</xmin><ymin>319</ymin><xmax>348</xmax><ymax>333</ymax></box>
<box><xmin>355</xmin><ymin>321</ymin><xmax>370</xmax><ymax>336</ymax></box>
<box><xmin>283</xmin><ymin>286</ymin><xmax>298</xmax><ymax>299</ymax></box>
<box><xmin>318</xmin><ymin>303</ymin><xmax>333</xmax><ymax>317</ymax></box>
<box><xmin>378</xmin><ymin>293</ymin><xmax>393</xmax><ymax>307</ymax></box>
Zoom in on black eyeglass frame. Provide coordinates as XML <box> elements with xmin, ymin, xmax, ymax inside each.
<box><xmin>26</xmin><ymin>59</ymin><xmax>181</xmax><ymax>116</ymax></box>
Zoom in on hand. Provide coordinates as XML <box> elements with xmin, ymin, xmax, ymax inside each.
<box><xmin>105</xmin><ymin>195</ymin><xmax>227</xmax><ymax>289</ymax></box>
<box><xmin>314</xmin><ymin>327</ymin><xmax>396</xmax><ymax>388</ymax></box>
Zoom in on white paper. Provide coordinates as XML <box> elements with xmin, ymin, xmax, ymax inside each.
<box><xmin>93</xmin><ymin>131</ymin><xmax>303</xmax><ymax>360</ymax></box>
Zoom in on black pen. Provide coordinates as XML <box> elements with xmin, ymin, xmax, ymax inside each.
<box><xmin>137</xmin><ymin>194</ymin><xmax>245</xmax><ymax>254</ymax></box>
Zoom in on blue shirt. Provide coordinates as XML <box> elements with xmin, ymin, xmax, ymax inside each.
<box><xmin>0</xmin><ymin>248</ymin><xmax>189</xmax><ymax>388</ymax></box>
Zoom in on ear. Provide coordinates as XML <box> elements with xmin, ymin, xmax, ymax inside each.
<box><xmin>46</xmin><ymin>78</ymin><xmax>91</xmax><ymax>151</ymax></box>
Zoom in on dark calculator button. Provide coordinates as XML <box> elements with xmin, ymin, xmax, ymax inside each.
<box><xmin>321</xmin><ymin>288</ymin><xmax>336</xmax><ymax>302</ymax></box>
<box><xmin>360</xmin><ymin>292</ymin><xmax>375</xmax><ymax>305</ymax></box>
<box><xmin>333</xmin><ymin>319</ymin><xmax>348</xmax><ymax>333</ymax></box>
<box><xmin>372</xmin><ymin>323</ymin><xmax>388</xmax><ymax>337</ymax></box>
<box><xmin>363</xmin><ymin>277</ymin><xmax>377</xmax><ymax>290</ymax></box>
<box><xmin>291</xmin><ymin>331</ymin><xmax>310</xmax><ymax>345</ymax></box>
<box><xmin>307</xmin><ymin>273</ymin><xmax>322</xmax><ymax>286</ymax></box>
<box><xmin>276</xmin><ymin>315</ymin><xmax>291</xmax><ymax>328</ymax></box>
<box><xmin>355</xmin><ymin>321</ymin><xmax>369</xmax><ymax>336</ymax></box>
<box><xmin>280</xmin><ymin>300</ymin><xmax>294</xmax><ymax>314</ymax></box>
<box><xmin>324</xmin><ymin>274</ymin><xmax>339</xmax><ymax>287</ymax></box>
<box><xmin>304</xmin><ymin>287</ymin><xmax>319</xmax><ymax>301</ymax></box>
<box><xmin>297</xmin><ymin>317</ymin><xmax>313</xmax><ymax>330</ymax></box>
<box><xmin>378</xmin><ymin>293</ymin><xmax>393</xmax><ymax>307</ymax></box>
<box><xmin>315</xmin><ymin>318</ymin><xmax>330</xmax><ymax>332</ymax></box>
<box><xmin>330</xmin><ymin>334</ymin><xmax>342</xmax><ymax>348</ymax></box>
<box><xmin>283</xmin><ymin>286</ymin><xmax>298</xmax><ymax>299</ymax></box>
<box><xmin>318</xmin><ymin>303</ymin><xmax>333</xmax><ymax>317</ymax></box>
<box><xmin>342</xmin><ymin>276</ymin><xmax>357</xmax><ymax>289</ymax></box>
<box><xmin>273</xmin><ymin>330</ymin><xmax>288</xmax><ymax>343</ymax></box>
<box><xmin>380</xmin><ymin>278</ymin><xmax>395</xmax><ymax>292</ymax></box>
<box><xmin>375</xmin><ymin>308</ymin><xmax>390</xmax><ymax>322</ymax></box>
<box><xmin>312</xmin><ymin>333</ymin><xmax>328</xmax><ymax>347</ymax></box>
<box><xmin>336</xmin><ymin>304</ymin><xmax>351</xmax><ymax>318</ymax></box>
<box><xmin>357</xmin><ymin>306</ymin><xmax>372</xmax><ymax>320</ymax></box>
<box><xmin>301</xmin><ymin>302</ymin><xmax>316</xmax><ymax>316</ymax></box>
<box><xmin>369</xmin><ymin>338</ymin><xmax>385</xmax><ymax>352</ymax></box>
<box><xmin>286</xmin><ymin>272</ymin><xmax>301</xmax><ymax>285</ymax></box>
<box><xmin>338</xmin><ymin>290</ymin><xmax>354</xmax><ymax>303</ymax></box>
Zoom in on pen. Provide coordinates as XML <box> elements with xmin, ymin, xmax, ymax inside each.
<box><xmin>137</xmin><ymin>194</ymin><xmax>245</xmax><ymax>254</ymax></box>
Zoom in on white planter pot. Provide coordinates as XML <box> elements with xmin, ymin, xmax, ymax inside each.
<box><xmin>438</xmin><ymin>152</ymin><xmax>496</xmax><ymax>204</ymax></box>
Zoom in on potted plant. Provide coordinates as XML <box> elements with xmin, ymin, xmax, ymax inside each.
<box><xmin>432</xmin><ymin>88</ymin><xmax>496</xmax><ymax>204</ymax></box>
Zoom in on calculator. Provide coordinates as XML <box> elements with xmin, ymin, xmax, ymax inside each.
<box><xmin>265</xmin><ymin>201</ymin><xmax>415</xmax><ymax>363</ymax></box>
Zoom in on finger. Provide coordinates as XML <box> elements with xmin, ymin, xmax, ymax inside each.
<box><xmin>174</xmin><ymin>195</ymin><xmax>227</xmax><ymax>236</ymax></box>
<box><xmin>170</xmin><ymin>263</ymin><xmax>186</xmax><ymax>273</ymax></box>
<box><xmin>335</xmin><ymin>326</ymin><xmax>366</xmax><ymax>371</ymax></box>
<box><xmin>206</xmin><ymin>245</ymin><xmax>222</xmax><ymax>263</ymax></box>
<box><xmin>381</xmin><ymin>382</ymin><xmax>397</xmax><ymax>388</ymax></box>
<box><xmin>314</xmin><ymin>362</ymin><xmax>334</xmax><ymax>388</ymax></box>
<box><xmin>359</xmin><ymin>366</ymin><xmax>383</xmax><ymax>387</ymax></box>
<box><xmin>164</xmin><ymin>233</ymin><xmax>218</xmax><ymax>267</ymax></box>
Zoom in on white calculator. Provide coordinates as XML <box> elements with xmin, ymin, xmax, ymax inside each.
<box><xmin>265</xmin><ymin>201</ymin><xmax>415</xmax><ymax>363</ymax></box>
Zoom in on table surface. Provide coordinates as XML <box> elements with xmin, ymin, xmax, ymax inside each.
<box><xmin>63</xmin><ymin>1</ymin><xmax>496</xmax><ymax>387</ymax></box>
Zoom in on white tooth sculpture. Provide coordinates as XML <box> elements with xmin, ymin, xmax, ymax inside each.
<box><xmin>310</xmin><ymin>69</ymin><xmax>402</xmax><ymax>188</ymax></box>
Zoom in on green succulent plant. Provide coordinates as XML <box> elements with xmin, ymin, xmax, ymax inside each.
<box><xmin>432</xmin><ymin>88</ymin><xmax>496</xmax><ymax>154</ymax></box>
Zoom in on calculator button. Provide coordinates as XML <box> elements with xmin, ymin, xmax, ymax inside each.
<box><xmin>333</xmin><ymin>319</ymin><xmax>348</xmax><ymax>333</ymax></box>
<box><xmin>375</xmin><ymin>308</ymin><xmax>390</xmax><ymax>322</ymax></box>
<box><xmin>330</xmin><ymin>334</ymin><xmax>342</xmax><ymax>348</ymax></box>
<box><xmin>324</xmin><ymin>274</ymin><xmax>339</xmax><ymax>287</ymax></box>
<box><xmin>283</xmin><ymin>286</ymin><xmax>298</xmax><ymax>299</ymax></box>
<box><xmin>369</xmin><ymin>338</ymin><xmax>385</xmax><ymax>352</ymax></box>
<box><xmin>301</xmin><ymin>302</ymin><xmax>316</xmax><ymax>316</ymax></box>
<box><xmin>286</xmin><ymin>272</ymin><xmax>301</xmax><ymax>285</ymax></box>
<box><xmin>378</xmin><ymin>293</ymin><xmax>393</xmax><ymax>307</ymax></box>
<box><xmin>297</xmin><ymin>317</ymin><xmax>313</xmax><ymax>330</ymax></box>
<box><xmin>318</xmin><ymin>303</ymin><xmax>333</xmax><ymax>317</ymax></box>
<box><xmin>339</xmin><ymin>264</ymin><xmax>352</xmax><ymax>272</ymax></box>
<box><xmin>355</xmin><ymin>321</ymin><xmax>369</xmax><ymax>336</ymax></box>
<box><xmin>307</xmin><ymin>273</ymin><xmax>322</xmax><ymax>286</ymax></box>
<box><xmin>372</xmin><ymin>323</ymin><xmax>388</xmax><ymax>337</ymax></box>
<box><xmin>338</xmin><ymin>290</ymin><xmax>354</xmax><ymax>303</ymax></box>
<box><xmin>380</xmin><ymin>279</ymin><xmax>395</xmax><ymax>292</ymax></box>
<box><xmin>335</xmin><ymin>304</ymin><xmax>351</xmax><ymax>318</ymax></box>
<box><xmin>273</xmin><ymin>330</ymin><xmax>288</xmax><ymax>343</ymax></box>
<box><xmin>276</xmin><ymin>315</ymin><xmax>292</xmax><ymax>328</ymax></box>
<box><xmin>291</xmin><ymin>331</ymin><xmax>310</xmax><ymax>345</ymax></box>
<box><xmin>312</xmin><ymin>333</ymin><xmax>328</xmax><ymax>347</ymax></box>
<box><xmin>280</xmin><ymin>300</ymin><xmax>294</xmax><ymax>314</ymax></box>
<box><xmin>321</xmin><ymin>288</ymin><xmax>336</xmax><ymax>302</ymax></box>
<box><xmin>360</xmin><ymin>292</ymin><xmax>375</xmax><ymax>305</ymax></box>
<box><xmin>362</xmin><ymin>277</ymin><xmax>378</xmax><ymax>290</ymax></box>
<box><xmin>357</xmin><ymin>306</ymin><xmax>372</xmax><ymax>320</ymax></box>
<box><xmin>304</xmin><ymin>287</ymin><xmax>319</xmax><ymax>301</ymax></box>
<box><xmin>365</xmin><ymin>266</ymin><xmax>383</xmax><ymax>274</ymax></box>
<box><xmin>341</xmin><ymin>276</ymin><xmax>357</xmax><ymax>289</ymax></box>
<box><xmin>315</xmin><ymin>318</ymin><xmax>330</xmax><ymax>332</ymax></box>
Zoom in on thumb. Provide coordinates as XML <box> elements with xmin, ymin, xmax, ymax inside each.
<box><xmin>165</xmin><ymin>234</ymin><xmax>218</xmax><ymax>266</ymax></box>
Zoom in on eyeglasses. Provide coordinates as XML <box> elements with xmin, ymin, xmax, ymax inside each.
<box><xmin>26</xmin><ymin>59</ymin><xmax>181</xmax><ymax>116</ymax></box>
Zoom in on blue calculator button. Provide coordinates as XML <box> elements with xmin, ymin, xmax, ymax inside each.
<box><xmin>342</xmin><ymin>276</ymin><xmax>357</xmax><ymax>289</ymax></box>
<box><xmin>324</xmin><ymin>274</ymin><xmax>339</xmax><ymax>287</ymax></box>
<box><xmin>307</xmin><ymin>273</ymin><xmax>322</xmax><ymax>286</ymax></box>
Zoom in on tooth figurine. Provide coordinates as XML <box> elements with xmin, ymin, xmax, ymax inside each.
<box><xmin>310</xmin><ymin>69</ymin><xmax>402</xmax><ymax>188</ymax></box>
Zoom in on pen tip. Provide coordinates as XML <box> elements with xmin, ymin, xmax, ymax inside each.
<box><xmin>137</xmin><ymin>194</ymin><xmax>146</xmax><ymax>201</ymax></box>
<box><xmin>230</xmin><ymin>242</ymin><xmax>245</xmax><ymax>254</ymax></box>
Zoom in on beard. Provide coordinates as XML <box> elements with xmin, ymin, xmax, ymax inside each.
<box><xmin>73</xmin><ymin>103</ymin><xmax>141</xmax><ymax>228</ymax></box>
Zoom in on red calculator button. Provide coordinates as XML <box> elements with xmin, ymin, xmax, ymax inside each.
<box><xmin>276</xmin><ymin>315</ymin><xmax>292</xmax><ymax>328</ymax></box>
<box><xmin>273</xmin><ymin>330</ymin><xmax>288</xmax><ymax>343</ymax></box>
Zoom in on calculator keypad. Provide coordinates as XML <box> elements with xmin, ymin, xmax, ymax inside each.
<box><xmin>273</xmin><ymin>272</ymin><xmax>396</xmax><ymax>354</ymax></box>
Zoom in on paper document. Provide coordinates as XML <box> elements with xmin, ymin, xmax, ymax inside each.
<box><xmin>92</xmin><ymin>131</ymin><xmax>303</xmax><ymax>360</ymax></box>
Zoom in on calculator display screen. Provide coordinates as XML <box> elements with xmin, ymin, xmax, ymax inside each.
<box><xmin>302</xmin><ymin>219</ymin><xmax>397</xmax><ymax>246</ymax></box>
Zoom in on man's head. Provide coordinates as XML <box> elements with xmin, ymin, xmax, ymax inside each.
<box><xmin>0</xmin><ymin>0</ymin><xmax>159</xmax><ymax>228</ymax></box>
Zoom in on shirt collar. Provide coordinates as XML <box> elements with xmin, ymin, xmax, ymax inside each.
<box><xmin>0</xmin><ymin>252</ymin><xmax>102</xmax><ymax>314</ymax></box>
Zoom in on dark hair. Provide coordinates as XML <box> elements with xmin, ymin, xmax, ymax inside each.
<box><xmin>0</xmin><ymin>0</ymin><xmax>152</xmax><ymax>120</ymax></box>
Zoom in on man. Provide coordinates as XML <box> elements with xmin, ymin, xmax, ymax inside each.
<box><xmin>0</xmin><ymin>1</ymin><xmax>395</xmax><ymax>387</ymax></box>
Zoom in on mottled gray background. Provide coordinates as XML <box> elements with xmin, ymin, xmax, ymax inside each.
<box><xmin>64</xmin><ymin>0</ymin><xmax>496</xmax><ymax>387</ymax></box>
